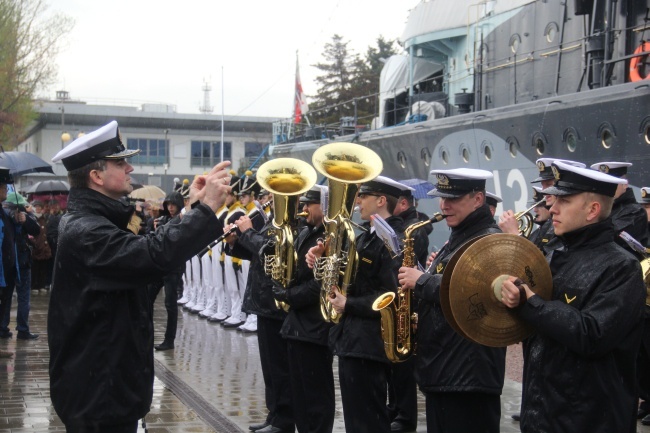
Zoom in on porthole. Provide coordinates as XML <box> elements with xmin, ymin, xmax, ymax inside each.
<box><xmin>507</xmin><ymin>136</ymin><xmax>520</xmax><ymax>158</ymax></box>
<box><xmin>563</xmin><ymin>127</ymin><xmax>579</xmax><ymax>153</ymax></box>
<box><xmin>532</xmin><ymin>132</ymin><xmax>547</xmax><ymax>156</ymax></box>
<box><xmin>460</xmin><ymin>144</ymin><xmax>470</xmax><ymax>163</ymax></box>
<box><xmin>545</xmin><ymin>22</ymin><xmax>559</xmax><ymax>43</ymax></box>
<box><xmin>482</xmin><ymin>140</ymin><xmax>493</xmax><ymax>161</ymax></box>
<box><xmin>597</xmin><ymin>122</ymin><xmax>616</xmax><ymax>149</ymax></box>
<box><xmin>640</xmin><ymin>116</ymin><xmax>650</xmax><ymax>145</ymax></box>
<box><xmin>510</xmin><ymin>34</ymin><xmax>522</xmax><ymax>54</ymax></box>
<box><xmin>397</xmin><ymin>151</ymin><xmax>407</xmax><ymax>168</ymax></box>
<box><xmin>439</xmin><ymin>146</ymin><xmax>450</xmax><ymax>165</ymax></box>
<box><xmin>421</xmin><ymin>148</ymin><xmax>432</xmax><ymax>167</ymax></box>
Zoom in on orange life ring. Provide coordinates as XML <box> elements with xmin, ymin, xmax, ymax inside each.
<box><xmin>630</xmin><ymin>42</ymin><xmax>650</xmax><ymax>82</ymax></box>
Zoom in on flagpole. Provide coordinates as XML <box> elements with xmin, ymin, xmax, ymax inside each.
<box><xmin>220</xmin><ymin>66</ymin><xmax>224</xmax><ymax>163</ymax></box>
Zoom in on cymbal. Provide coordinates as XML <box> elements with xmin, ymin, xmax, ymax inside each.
<box><xmin>439</xmin><ymin>235</ymin><xmax>490</xmax><ymax>341</ymax></box>
<box><xmin>444</xmin><ymin>233</ymin><xmax>553</xmax><ymax>347</ymax></box>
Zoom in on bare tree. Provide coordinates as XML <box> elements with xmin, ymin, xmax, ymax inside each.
<box><xmin>0</xmin><ymin>0</ymin><xmax>73</xmax><ymax>147</ymax></box>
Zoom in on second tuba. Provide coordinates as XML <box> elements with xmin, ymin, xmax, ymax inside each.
<box><xmin>257</xmin><ymin>158</ymin><xmax>317</xmax><ymax>310</ymax></box>
<box><xmin>312</xmin><ymin>142</ymin><xmax>383</xmax><ymax>323</ymax></box>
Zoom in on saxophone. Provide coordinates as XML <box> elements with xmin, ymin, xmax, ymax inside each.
<box><xmin>372</xmin><ymin>213</ymin><xmax>446</xmax><ymax>362</ymax></box>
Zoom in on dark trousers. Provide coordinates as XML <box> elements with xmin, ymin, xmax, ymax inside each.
<box><xmin>257</xmin><ymin>316</ymin><xmax>294</xmax><ymax>431</ymax></box>
<box><xmin>638</xmin><ymin>316</ymin><xmax>650</xmax><ymax>407</ymax></box>
<box><xmin>287</xmin><ymin>339</ymin><xmax>334</xmax><ymax>433</ymax></box>
<box><xmin>387</xmin><ymin>356</ymin><xmax>418</xmax><ymax>428</ymax></box>
<box><xmin>148</xmin><ymin>272</ymin><xmax>182</xmax><ymax>343</ymax></box>
<box><xmin>31</xmin><ymin>259</ymin><xmax>49</xmax><ymax>290</ymax></box>
<box><xmin>424</xmin><ymin>391</ymin><xmax>501</xmax><ymax>433</ymax></box>
<box><xmin>0</xmin><ymin>269</ymin><xmax>17</xmax><ymax>335</ymax></box>
<box><xmin>338</xmin><ymin>356</ymin><xmax>390</xmax><ymax>433</ymax></box>
<box><xmin>64</xmin><ymin>420</ymin><xmax>138</xmax><ymax>433</ymax></box>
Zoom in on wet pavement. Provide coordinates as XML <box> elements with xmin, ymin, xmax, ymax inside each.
<box><xmin>1</xmin><ymin>291</ymin><xmax>649</xmax><ymax>432</ymax></box>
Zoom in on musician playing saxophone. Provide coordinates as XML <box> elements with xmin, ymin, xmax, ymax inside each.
<box><xmin>397</xmin><ymin>169</ymin><xmax>504</xmax><ymax>433</ymax></box>
<box><xmin>307</xmin><ymin>176</ymin><xmax>405</xmax><ymax>433</ymax></box>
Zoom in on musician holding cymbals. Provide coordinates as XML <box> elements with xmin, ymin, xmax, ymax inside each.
<box><xmin>398</xmin><ymin>168</ymin><xmax>505</xmax><ymax>433</ymax></box>
<box><xmin>500</xmin><ymin>160</ymin><xmax>645</xmax><ymax>433</ymax></box>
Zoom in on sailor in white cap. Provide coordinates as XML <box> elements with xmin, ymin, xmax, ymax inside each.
<box><xmin>47</xmin><ymin>120</ymin><xmax>233</xmax><ymax>432</ymax></box>
<box><xmin>400</xmin><ymin>168</ymin><xmax>505</xmax><ymax>433</ymax></box>
<box><xmin>485</xmin><ymin>191</ymin><xmax>502</xmax><ymax>217</ymax></box>
<box><xmin>308</xmin><ymin>175</ymin><xmax>405</xmax><ymax>433</ymax></box>
<box><xmin>590</xmin><ymin>161</ymin><xmax>648</xmax><ymax>254</ymax></box>
<box><xmin>500</xmin><ymin>160</ymin><xmax>645</xmax><ymax>433</ymax></box>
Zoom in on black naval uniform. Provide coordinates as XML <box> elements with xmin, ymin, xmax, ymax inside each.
<box><xmin>413</xmin><ymin>204</ymin><xmax>505</xmax><ymax>433</ymax></box>
<box><xmin>529</xmin><ymin>217</ymin><xmax>554</xmax><ymax>253</ymax></box>
<box><xmin>517</xmin><ymin>219</ymin><xmax>644</xmax><ymax>433</ymax></box>
<box><xmin>329</xmin><ymin>215</ymin><xmax>404</xmax><ymax>433</ymax></box>
<box><xmin>611</xmin><ymin>188</ymin><xmax>649</xmax><ymax>256</ymax></box>
<box><xmin>387</xmin><ymin>206</ymin><xmax>430</xmax><ymax>431</ymax></box>
<box><xmin>234</xmin><ymin>219</ymin><xmax>294</xmax><ymax>432</ymax></box>
<box><xmin>278</xmin><ymin>222</ymin><xmax>334</xmax><ymax>433</ymax></box>
<box><xmin>48</xmin><ymin>188</ymin><xmax>222</xmax><ymax>431</ymax></box>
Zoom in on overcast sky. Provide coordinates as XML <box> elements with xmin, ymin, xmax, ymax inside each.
<box><xmin>43</xmin><ymin>0</ymin><xmax>416</xmax><ymax>119</ymax></box>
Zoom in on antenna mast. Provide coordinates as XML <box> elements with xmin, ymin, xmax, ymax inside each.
<box><xmin>199</xmin><ymin>78</ymin><xmax>214</xmax><ymax>114</ymax></box>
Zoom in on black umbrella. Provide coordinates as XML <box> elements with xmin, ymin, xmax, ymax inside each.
<box><xmin>25</xmin><ymin>180</ymin><xmax>70</xmax><ymax>194</ymax></box>
<box><xmin>0</xmin><ymin>151</ymin><xmax>54</xmax><ymax>176</ymax></box>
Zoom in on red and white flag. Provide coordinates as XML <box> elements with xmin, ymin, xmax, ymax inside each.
<box><xmin>294</xmin><ymin>54</ymin><xmax>309</xmax><ymax>124</ymax></box>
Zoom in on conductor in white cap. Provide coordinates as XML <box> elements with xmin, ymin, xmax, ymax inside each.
<box><xmin>47</xmin><ymin>121</ymin><xmax>232</xmax><ymax>433</ymax></box>
<box><xmin>500</xmin><ymin>161</ymin><xmax>645</xmax><ymax>433</ymax></box>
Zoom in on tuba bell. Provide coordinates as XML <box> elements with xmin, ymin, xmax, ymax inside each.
<box><xmin>257</xmin><ymin>158</ymin><xmax>317</xmax><ymax>310</ymax></box>
<box><xmin>312</xmin><ymin>142</ymin><xmax>383</xmax><ymax>323</ymax></box>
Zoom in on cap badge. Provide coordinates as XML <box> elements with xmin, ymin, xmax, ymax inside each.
<box><xmin>551</xmin><ymin>166</ymin><xmax>561</xmax><ymax>180</ymax></box>
<box><xmin>436</xmin><ymin>174</ymin><xmax>449</xmax><ymax>186</ymax></box>
<box><xmin>599</xmin><ymin>164</ymin><xmax>609</xmax><ymax>173</ymax></box>
<box><xmin>643</xmin><ymin>189</ymin><xmax>647</xmax><ymax>198</ymax></box>
<box><xmin>537</xmin><ymin>161</ymin><xmax>545</xmax><ymax>171</ymax></box>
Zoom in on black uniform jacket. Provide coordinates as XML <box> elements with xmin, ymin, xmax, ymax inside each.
<box><xmin>414</xmin><ymin>204</ymin><xmax>505</xmax><ymax>394</ymax></box>
<box><xmin>280</xmin><ymin>223</ymin><xmax>332</xmax><ymax>346</ymax></box>
<box><xmin>329</xmin><ymin>215</ymin><xmax>404</xmax><ymax>363</ymax></box>
<box><xmin>48</xmin><ymin>188</ymin><xmax>222</xmax><ymax>426</ymax></box>
<box><xmin>529</xmin><ymin>217</ymin><xmax>554</xmax><ymax>254</ymax></box>
<box><xmin>611</xmin><ymin>188</ymin><xmax>649</xmax><ymax>256</ymax></box>
<box><xmin>517</xmin><ymin>219</ymin><xmax>645</xmax><ymax>433</ymax></box>
<box><xmin>235</xmin><ymin>219</ymin><xmax>287</xmax><ymax>321</ymax></box>
<box><xmin>398</xmin><ymin>206</ymin><xmax>430</xmax><ymax>267</ymax></box>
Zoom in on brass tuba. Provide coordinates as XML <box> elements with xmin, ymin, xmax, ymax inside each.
<box><xmin>515</xmin><ymin>199</ymin><xmax>546</xmax><ymax>237</ymax></box>
<box><xmin>257</xmin><ymin>158</ymin><xmax>317</xmax><ymax>310</ymax></box>
<box><xmin>312</xmin><ymin>142</ymin><xmax>383</xmax><ymax>323</ymax></box>
<box><xmin>372</xmin><ymin>213</ymin><xmax>446</xmax><ymax>362</ymax></box>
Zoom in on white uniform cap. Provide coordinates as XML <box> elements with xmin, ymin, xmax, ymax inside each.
<box><xmin>52</xmin><ymin>121</ymin><xmax>140</xmax><ymax>171</ymax></box>
<box><xmin>428</xmin><ymin>168</ymin><xmax>493</xmax><ymax>198</ymax></box>
<box><xmin>541</xmin><ymin>160</ymin><xmax>627</xmax><ymax>197</ymax></box>
<box><xmin>638</xmin><ymin>187</ymin><xmax>650</xmax><ymax>204</ymax></box>
<box><xmin>485</xmin><ymin>191</ymin><xmax>502</xmax><ymax>207</ymax></box>
<box><xmin>533</xmin><ymin>158</ymin><xmax>586</xmax><ymax>183</ymax></box>
<box><xmin>359</xmin><ymin>175</ymin><xmax>411</xmax><ymax>198</ymax></box>
<box><xmin>589</xmin><ymin>161</ymin><xmax>632</xmax><ymax>177</ymax></box>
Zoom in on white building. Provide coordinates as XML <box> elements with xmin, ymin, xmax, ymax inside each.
<box><xmin>16</xmin><ymin>94</ymin><xmax>275</xmax><ymax>193</ymax></box>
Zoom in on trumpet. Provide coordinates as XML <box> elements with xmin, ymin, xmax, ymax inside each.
<box><xmin>515</xmin><ymin>199</ymin><xmax>546</xmax><ymax>237</ymax></box>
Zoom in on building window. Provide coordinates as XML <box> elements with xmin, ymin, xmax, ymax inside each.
<box><xmin>191</xmin><ymin>140</ymin><xmax>232</xmax><ymax>167</ymax></box>
<box><xmin>127</xmin><ymin>138</ymin><xmax>168</xmax><ymax>165</ymax></box>
<box><xmin>245</xmin><ymin>141</ymin><xmax>263</xmax><ymax>157</ymax></box>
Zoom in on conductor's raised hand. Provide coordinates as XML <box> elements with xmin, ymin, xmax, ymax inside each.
<box><xmin>191</xmin><ymin>161</ymin><xmax>232</xmax><ymax>212</ymax></box>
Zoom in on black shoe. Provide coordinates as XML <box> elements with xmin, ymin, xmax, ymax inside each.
<box><xmin>390</xmin><ymin>420</ymin><xmax>416</xmax><ymax>432</ymax></box>
<box><xmin>511</xmin><ymin>413</ymin><xmax>521</xmax><ymax>422</ymax></box>
<box><xmin>639</xmin><ymin>407</ymin><xmax>650</xmax><ymax>419</ymax></box>
<box><xmin>17</xmin><ymin>331</ymin><xmax>39</xmax><ymax>340</ymax></box>
<box><xmin>0</xmin><ymin>331</ymin><xmax>12</xmax><ymax>339</ymax></box>
<box><xmin>249</xmin><ymin>421</ymin><xmax>270</xmax><ymax>431</ymax></box>
<box><xmin>642</xmin><ymin>414</ymin><xmax>650</xmax><ymax>426</ymax></box>
<box><xmin>255</xmin><ymin>426</ymin><xmax>285</xmax><ymax>433</ymax></box>
<box><xmin>222</xmin><ymin>321</ymin><xmax>245</xmax><ymax>329</ymax></box>
<box><xmin>154</xmin><ymin>341</ymin><xmax>174</xmax><ymax>351</ymax></box>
